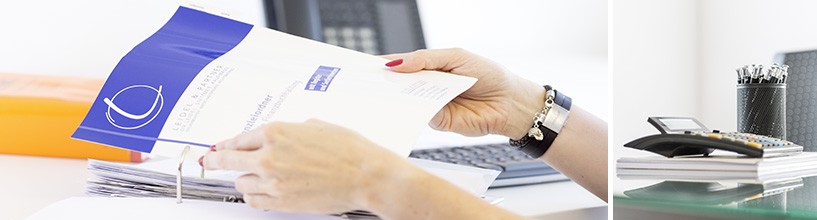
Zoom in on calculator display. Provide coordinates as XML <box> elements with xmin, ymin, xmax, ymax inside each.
<box><xmin>648</xmin><ymin>117</ymin><xmax>709</xmax><ymax>134</ymax></box>
<box><xmin>661</xmin><ymin>119</ymin><xmax>704</xmax><ymax>130</ymax></box>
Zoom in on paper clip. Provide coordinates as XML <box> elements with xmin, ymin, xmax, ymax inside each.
<box><xmin>176</xmin><ymin>145</ymin><xmax>191</xmax><ymax>204</ymax></box>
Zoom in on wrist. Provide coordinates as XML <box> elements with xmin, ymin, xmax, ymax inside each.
<box><xmin>355</xmin><ymin>157</ymin><xmax>430</xmax><ymax>214</ymax></box>
<box><xmin>503</xmin><ymin>78</ymin><xmax>546</xmax><ymax>140</ymax></box>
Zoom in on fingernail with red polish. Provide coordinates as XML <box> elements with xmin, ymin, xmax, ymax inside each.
<box><xmin>198</xmin><ymin>156</ymin><xmax>204</xmax><ymax>166</ymax></box>
<box><xmin>385</xmin><ymin>59</ymin><xmax>403</xmax><ymax>67</ymax></box>
<box><xmin>210</xmin><ymin>145</ymin><xmax>217</xmax><ymax>152</ymax></box>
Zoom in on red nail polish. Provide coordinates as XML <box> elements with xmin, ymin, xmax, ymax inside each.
<box><xmin>198</xmin><ymin>156</ymin><xmax>204</xmax><ymax>166</ymax></box>
<box><xmin>385</xmin><ymin>59</ymin><xmax>403</xmax><ymax>67</ymax></box>
<box><xmin>210</xmin><ymin>145</ymin><xmax>217</xmax><ymax>151</ymax></box>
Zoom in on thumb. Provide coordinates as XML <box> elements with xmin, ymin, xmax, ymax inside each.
<box><xmin>384</xmin><ymin>48</ymin><xmax>471</xmax><ymax>73</ymax></box>
<box><xmin>428</xmin><ymin>109</ymin><xmax>447</xmax><ymax>132</ymax></box>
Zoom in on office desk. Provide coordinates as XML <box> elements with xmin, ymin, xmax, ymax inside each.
<box><xmin>614</xmin><ymin>177</ymin><xmax>817</xmax><ymax>219</ymax></box>
<box><xmin>0</xmin><ymin>154</ymin><xmax>606</xmax><ymax>220</ymax></box>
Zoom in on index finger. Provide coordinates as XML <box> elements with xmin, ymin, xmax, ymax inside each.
<box><xmin>203</xmin><ymin>150</ymin><xmax>263</xmax><ymax>173</ymax></box>
<box><xmin>387</xmin><ymin>48</ymin><xmax>471</xmax><ymax>73</ymax></box>
<box><xmin>216</xmin><ymin>126</ymin><xmax>266</xmax><ymax>151</ymax></box>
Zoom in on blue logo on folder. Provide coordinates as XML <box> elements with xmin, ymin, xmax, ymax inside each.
<box><xmin>305</xmin><ymin>66</ymin><xmax>341</xmax><ymax>92</ymax></box>
<box><xmin>104</xmin><ymin>84</ymin><xmax>165</xmax><ymax>130</ymax></box>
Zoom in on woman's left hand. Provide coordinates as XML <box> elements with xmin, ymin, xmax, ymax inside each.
<box><xmin>202</xmin><ymin>119</ymin><xmax>413</xmax><ymax>214</ymax></box>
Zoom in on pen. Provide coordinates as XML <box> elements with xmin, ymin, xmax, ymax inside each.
<box><xmin>736</xmin><ymin>68</ymin><xmax>743</xmax><ymax>84</ymax></box>
<box><xmin>782</xmin><ymin>65</ymin><xmax>789</xmax><ymax>83</ymax></box>
<box><xmin>736</xmin><ymin>63</ymin><xmax>789</xmax><ymax>85</ymax></box>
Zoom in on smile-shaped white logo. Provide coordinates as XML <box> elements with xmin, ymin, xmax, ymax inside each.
<box><xmin>104</xmin><ymin>85</ymin><xmax>164</xmax><ymax>130</ymax></box>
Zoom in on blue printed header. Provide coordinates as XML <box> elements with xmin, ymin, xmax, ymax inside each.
<box><xmin>72</xmin><ymin>7</ymin><xmax>253</xmax><ymax>153</ymax></box>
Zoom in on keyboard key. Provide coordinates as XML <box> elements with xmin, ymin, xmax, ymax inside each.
<box><xmin>409</xmin><ymin>143</ymin><xmax>566</xmax><ymax>187</ymax></box>
<box><xmin>474</xmin><ymin>163</ymin><xmax>504</xmax><ymax>171</ymax></box>
<box><xmin>497</xmin><ymin>160</ymin><xmax>551</xmax><ymax>172</ymax></box>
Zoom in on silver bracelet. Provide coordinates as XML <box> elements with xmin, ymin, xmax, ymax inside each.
<box><xmin>527</xmin><ymin>87</ymin><xmax>556</xmax><ymax>140</ymax></box>
<box><xmin>509</xmin><ymin>85</ymin><xmax>572</xmax><ymax>158</ymax></box>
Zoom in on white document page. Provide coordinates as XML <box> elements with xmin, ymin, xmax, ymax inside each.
<box><xmin>72</xmin><ymin>6</ymin><xmax>476</xmax><ymax>159</ymax></box>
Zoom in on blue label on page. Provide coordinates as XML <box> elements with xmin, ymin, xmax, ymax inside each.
<box><xmin>72</xmin><ymin>7</ymin><xmax>253</xmax><ymax>153</ymax></box>
<box><xmin>304</xmin><ymin>66</ymin><xmax>341</xmax><ymax>92</ymax></box>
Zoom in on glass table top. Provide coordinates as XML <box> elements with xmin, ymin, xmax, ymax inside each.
<box><xmin>614</xmin><ymin>175</ymin><xmax>817</xmax><ymax>219</ymax></box>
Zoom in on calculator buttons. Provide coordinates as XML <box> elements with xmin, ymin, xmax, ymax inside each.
<box><xmin>687</xmin><ymin>131</ymin><xmax>796</xmax><ymax>150</ymax></box>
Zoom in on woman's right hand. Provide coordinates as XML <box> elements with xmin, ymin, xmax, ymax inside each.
<box><xmin>383</xmin><ymin>48</ymin><xmax>546</xmax><ymax>140</ymax></box>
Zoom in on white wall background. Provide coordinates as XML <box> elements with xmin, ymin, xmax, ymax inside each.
<box><xmin>418</xmin><ymin>0</ymin><xmax>608</xmax><ymax>120</ymax></box>
<box><xmin>0</xmin><ymin>1</ymin><xmax>267</xmax><ymax>77</ymax></box>
<box><xmin>613</xmin><ymin>0</ymin><xmax>699</xmax><ymax>158</ymax></box>
<box><xmin>614</xmin><ymin>0</ymin><xmax>817</xmax><ymax>159</ymax></box>
<box><xmin>0</xmin><ymin>0</ymin><xmax>607</xmax><ymax>146</ymax></box>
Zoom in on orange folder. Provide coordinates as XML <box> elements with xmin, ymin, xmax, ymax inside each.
<box><xmin>0</xmin><ymin>73</ymin><xmax>143</xmax><ymax>162</ymax></box>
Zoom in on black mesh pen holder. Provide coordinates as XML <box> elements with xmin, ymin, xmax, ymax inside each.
<box><xmin>737</xmin><ymin>83</ymin><xmax>786</xmax><ymax>139</ymax></box>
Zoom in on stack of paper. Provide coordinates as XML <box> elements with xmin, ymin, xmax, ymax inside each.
<box><xmin>27</xmin><ymin>197</ymin><xmax>342</xmax><ymax>220</ymax></box>
<box><xmin>86</xmin><ymin>159</ymin><xmax>241</xmax><ymax>201</ymax></box>
<box><xmin>85</xmin><ymin>157</ymin><xmax>500</xmax><ymax>218</ymax></box>
<box><xmin>617</xmin><ymin>152</ymin><xmax>817</xmax><ymax>182</ymax></box>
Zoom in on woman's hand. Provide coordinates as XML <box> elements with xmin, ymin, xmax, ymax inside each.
<box><xmin>202</xmin><ymin>119</ymin><xmax>528</xmax><ymax>219</ymax></box>
<box><xmin>385</xmin><ymin>48</ymin><xmax>608</xmax><ymax>201</ymax></box>
<box><xmin>201</xmin><ymin>119</ymin><xmax>420</xmax><ymax>214</ymax></box>
<box><xmin>383</xmin><ymin>48</ymin><xmax>545</xmax><ymax>140</ymax></box>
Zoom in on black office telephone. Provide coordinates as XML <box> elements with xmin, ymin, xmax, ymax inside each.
<box><xmin>624</xmin><ymin>117</ymin><xmax>803</xmax><ymax>158</ymax></box>
<box><xmin>264</xmin><ymin>0</ymin><xmax>426</xmax><ymax>55</ymax></box>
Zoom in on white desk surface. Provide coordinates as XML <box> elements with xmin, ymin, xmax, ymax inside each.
<box><xmin>0</xmin><ymin>154</ymin><xmax>606</xmax><ymax>220</ymax></box>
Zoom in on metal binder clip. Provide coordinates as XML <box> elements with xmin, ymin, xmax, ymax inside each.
<box><xmin>176</xmin><ymin>145</ymin><xmax>191</xmax><ymax>204</ymax></box>
<box><xmin>200</xmin><ymin>162</ymin><xmax>205</xmax><ymax>179</ymax></box>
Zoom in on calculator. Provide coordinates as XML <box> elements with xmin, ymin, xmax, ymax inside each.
<box><xmin>624</xmin><ymin>117</ymin><xmax>803</xmax><ymax>158</ymax></box>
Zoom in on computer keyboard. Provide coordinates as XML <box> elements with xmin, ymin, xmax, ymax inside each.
<box><xmin>409</xmin><ymin>143</ymin><xmax>569</xmax><ymax>188</ymax></box>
